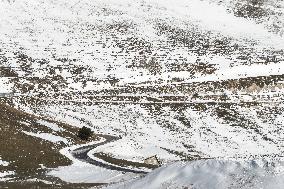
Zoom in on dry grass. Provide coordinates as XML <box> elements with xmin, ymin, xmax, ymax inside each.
<box><xmin>0</xmin><ymin>100</ymin><xmax>98</xmax><ymax>187</ymax></box>
<box><xmin>0</xmin><ymin>102</ymin><xmax>68</xmax><ymax>176</ymax></box>
<box><xmin>94</xmin><ymin>153</ymin><xmax>160</xmax><ymax>169</ymax></box>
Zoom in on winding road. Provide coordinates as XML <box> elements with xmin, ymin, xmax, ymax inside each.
<box><xmin>71</xmin><ymin>134</ymin><xmax>148</xmax><ymax>174</ymax></box>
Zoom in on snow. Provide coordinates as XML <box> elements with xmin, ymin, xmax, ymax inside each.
<box><xmin>50</xmin><ymin>164</ymin><xmax>138</xmax><ymax>184</ymax></box>
<box><xmin>22</xmin><ymin>131</ymin><xmax>69</xmax><ymax>144</ymax></box>
<box><xmin>48</xmin><ymin>138</ymin><xmax>140</xmax><ymax>183</ymax></box>
<box><xmin>40</xmin><ymin>104</ymin><xmax>188</xmax><ymax>163</ymax></box>
<box><xmin>39</xmin><ymin>102</ymin><xmax>284</xmax><ymax>163</ymax></box>
<box><xmin>0</xmin><ymin>78</ymin><xmax>13</xmax><ymax>93</ymax></box>
<box><xmin>106</xmin><ymin>159</ymin><xmax>284</xmax><ymax>189</ymax></box>
<box><xmin>18</xmin><ymin>121</ymin><xmax>30</xmax><ymax>126</ymax></box>
<box><xmin>1</xmin><ymin>0</ymin><xmax>284</xmax><ymax>186</ymax></box>
<box><xmin>0</xmin><ymin>0</ymin><xmax>284</xmax><ymax>88</ymax></box>
<box><xmin>0</xmin><ymin>158</ymin><xmax>9</xmax><ymax>167</ymax></box>
<box><xmin>90</xmin><ymin>137</ymin><xmax>180</xmax><ymax>163</ymax></box>
<box><xmin>0</xmin><ymin>171</ymin><xmax>15</xmax><ymax>181</ymax></box>
<box><xmin>184</xmin><ymin>107</ymin><xmax>282</xmax><ymax>158</ymax></box>
<box><xmin>186</xmin><ymin>62</ymin><xmax>284</xmax><ymax>84</ymax></box>
<box><xmin>59</xmin><ymin>138</ymin><xmax>107</xmax><ymax>163</ymax></box>
<box><xmin>37</xmin><ymin>120</ymin><xmax>64</xmax><ymax>132</ymax></box>
<box><xmin>25</xmin><ymin>178</ymin><xmax>53</xmax><ymax>185</ymax></box>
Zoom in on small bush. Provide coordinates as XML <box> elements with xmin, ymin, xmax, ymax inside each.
<box><xmin>77</xmin><ymin>126</ymin><xmax>93</xmax><ymax>141</ymax></box>
<box><xmin>192</xmin><ymin>93</ymin><xmax>199</xmax><ymax>99</ymax></box>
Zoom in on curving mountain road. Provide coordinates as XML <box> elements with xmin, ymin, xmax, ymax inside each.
<box><xmin>71</xmin><ymin>134</ymin><xmax>148</xmax><ymax>174</ymax></box>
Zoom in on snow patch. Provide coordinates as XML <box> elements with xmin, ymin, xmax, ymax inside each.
<box><xmin>37</xmin><ymin>120</ymin><xmax>64</xmax><ymax>132</ymax></box>
<box><xmin>0</xmin><ymin>78</ymin><xmax>13</xmax><ymax>93</ymax></box>
<box><xmin>107</xmin><ymin>159</ymin><xmax>284</xmax><ymax>189</ymax></box>
<box><xmin>22</xmin><ymin>131</ymin><xmax>69</xmax><ymax>144</ymax></box>
<box><xmin>0</xmin><ymin>171</ymin><xmax>15</xmax><ymax>181</ymax></box>
<box><xmin>0</xmin><ymin>158</ymin><xmax>9</xmax><ymax>167</ymax></box>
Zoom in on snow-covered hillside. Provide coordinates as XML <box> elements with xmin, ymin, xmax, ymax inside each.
<box><xmin>1</xmin><ymin>0</ymin><xmax>284</xmax><ymax>94</ymax></box>
<box><xmin>1</xmin><ymin>0</ymin><xmax>284</xmax><ymax>188</ymax></box>
<box><xmin>106</xmin><ymin>159</ymin><xmax>284</xmax><ymax>189</ymax></box>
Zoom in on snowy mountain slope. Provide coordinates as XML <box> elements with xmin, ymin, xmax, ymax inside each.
<box><xmin>28</xmin><ymin>98</ymin><xmax>284</xmax><ymax>162</ymax></box>
<box><xmin>0</xmin><ymin>0</ymin><xmax>284</xmax><ymax>188</ymax></box>
<box><xmin>106</xmin><ymin>159</ymin><xmax>284</xmax><ymax>189</ymax></box>
<box><xmin>1</xmin><ymin>0</ymin><xmax>284</xmax><ymax>95</ymax></box>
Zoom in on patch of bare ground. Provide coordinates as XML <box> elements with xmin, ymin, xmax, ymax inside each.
<box><xmin>93</xmin><ymin>153</ymin><xmax>160</xmax><ymax>170</ymax></box>
<box><xmin>0</xmin><ymin>100</ymin><xmax>99</xmax><ymax>188</ymax></box>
